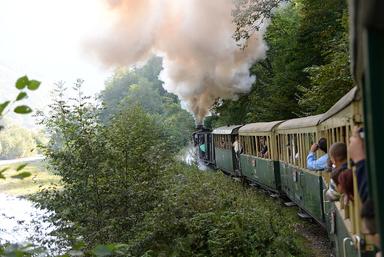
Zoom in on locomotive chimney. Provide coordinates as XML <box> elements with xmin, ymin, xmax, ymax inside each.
<box><xmin>196</xmin><ymin>124</ymin><xmax>204</xmax><ymax>130</ymax></box>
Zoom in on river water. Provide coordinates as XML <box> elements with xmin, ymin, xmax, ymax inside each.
<box><xmin>0</xmin><ymin>194</ymin><xmax>66</xmax><ymax>255</ymax></box>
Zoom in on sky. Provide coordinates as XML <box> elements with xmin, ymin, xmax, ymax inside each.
<box><xmin>0</xmin><ymin>0</ymin><xmax>115</xmax><ymax>127</ymax></box>
<box><xmin>0</xmin><ymin>0</ymin><xmax>267</xmax><ymax>127</ymax></box>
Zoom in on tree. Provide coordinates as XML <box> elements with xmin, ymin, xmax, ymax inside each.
<box><xmin>232</xmin><ymin>0</ymin><xmax>286</xmax><ymax>48</ymax></box>
<box><xmin>298</xmin><ymin>9</ymin><xmax>353</xmax><ymax>114</ymax></box>
<box><xmin>0</xmin><ymin>120</ymin><xmax>43</xmax><ymax>159</ymax></box>
<box><xmin>212</xmin><ymin>0</ymin><xmax>352</xmax><ymax>126</ymax></box>
<box><xmin>99</xmin><ymin>56</ymin><xmax>194</xmax><ymax>151</ymax></box>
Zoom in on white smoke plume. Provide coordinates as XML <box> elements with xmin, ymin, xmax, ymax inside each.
<box><xmin>90</xmin><ymin>0</ymin><xmax>267</xmax><ymax>123</ymax></box>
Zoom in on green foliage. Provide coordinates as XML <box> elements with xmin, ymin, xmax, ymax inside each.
<box><xmin>0</xmin><ymin>101</ymin><xmax>10</xmax><ymax>117</ymax></box>
<box><xmin>99</xmin><ymin>57</ymin><xmax>164</xmax><ymax>121</ymax></box>
<box><xmin>232</xmin><ymin>0</ymin><xmax>285</xmax><ymax>47</ymax></box>
<box><xmin>13</xmin><ymin>105</ymin><xmax>32</xmax><ymax>114</ymax></box>
<box><xmin>15</xmin><ymin>76</ymin><xmax>30</xmax><ymax>90</ymax></box>
<box><xmin>0</xmin><ymin>167</ymin><xmax>8</xmax><ymax>179</ymax></box>
<box><xmin>16</xmin><ymin>163</ymin><xmax>28</xmax><ymax>171</ymax></box>
<box><xmin>298</xmin><ymin>11</ymin><xmax>353</xmax><ymax>113</ymax></box>
<box><xmin>99</xmin><ymin>56</ymin><xmax>194</xmax><ymax>151</ymax></box>
<box><xmin>35</xmin><ymin>81</ymin><xmax>172</xmax><ymax>247</ymax></box>
<box><xmin>1</xmin><ymin>75</ymin><xmax>41</xmax><ymax>117</ymax></box>
<box><xmin>123</xmin><ymin>163</ymin><xmax>309</xmax><ymax>257</ymax></box>
<box><xmin>27</xmin><ymin>80</ymin><xmax>41</xmax><ymax>91</ymax></box>
<box><xmin>0</xmin><ymin>244</ymin><xmax>42</xmax><ymax>257</ymax></box>
<box><xmin>16</xmin><ymin>92</ymin><xmax>28</xmax><ymax>101</ymax></box>
<box><xmin>0</xmin><ymin>120</ymin><xmax>44</xmax><ymax>159</ymax></box>
<box><xmin>214</xmin><ymin>0</ymin><xmax>353</xmax><ymax>126</ymax></box>
<box><xmin>10</xmin><ymin>171</ymin><xmax>32</xmax><ymax>179</ymax></box>
<box><xmin>15</xmin><ymin>76</ymin><xmax>41</xmax><ymax>91</ymax></box>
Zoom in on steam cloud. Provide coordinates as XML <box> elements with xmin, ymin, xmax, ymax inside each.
<box><xmin>91</xmin><ymin>0</ymin><xmax>267</xmax><ymax>123</ymax></box>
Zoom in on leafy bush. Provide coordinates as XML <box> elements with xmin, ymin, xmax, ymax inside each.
<box><xmin>35</xmin><ymin>81</ymin><xmax>172</xmax><ymax>246</ymax></box>
<box><xmin>0</xmin><ymin>120</ymin><xmax>45</xmax><ymax>159</ymax></box>
<box><xmin>126</xmin><ymin>163</ymin><xmax>308</xmax><ymax>257</ymax></box>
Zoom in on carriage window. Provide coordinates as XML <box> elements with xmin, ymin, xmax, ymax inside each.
<box><xmin>276</xmin><ymin>135</ymin><xmax>280</xmax><ymax>161</ymax></box>
<box><xmin>294</xmin><ymin>134</ymin><xmax>298</xmax><ymax>165</ymax></box>
<box><xmin>227</xmin><ymin>135</ymin><xmax>231</xmax><ymax>149</ymax></box>
<box><xmin>278</xmin><ymin>134</ymin><xmax>284</xmax><ymax>162</ymax></box>
<box><xmin>251</xmin><ymin>136</ymin><xmax>257</xmax><ymax>156</ymax></box>
<box><xmin>247</xmin><ymin>136</ymin><xmax>252</xmax><ymax>155</ymax></box>
<box><xmin>266</xmin><ymin>136</ymin><xmax>271</xmax><ymax>159</ymax></box>
<box><xmin>242</xmin><ymin>136</ymin><xmax>248</xmax><ymax>155</ymax></box>
<box><xmin>255</xmin><ymin>136</ymin><xmax>270</xmax><ymax>159</ymax></box>
<box><xmin>286</xmin><ymin>134</ymin><xmax>293</xmax><ymax>164</ymax></box>
<box><xmin>248</xmin><ymin>136</ymin><xmax>252</xmax><ymax>155</ymax></box>
<box><xmin>280</xmin><ymin>134</ymin><xmax>287</xmax><ymax>162</ymax></box>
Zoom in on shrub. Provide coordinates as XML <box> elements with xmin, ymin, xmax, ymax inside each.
<box><xmin>125</xmin><ymin>163</ymin><xmax>307</xmax><ymax>257</ymax></box>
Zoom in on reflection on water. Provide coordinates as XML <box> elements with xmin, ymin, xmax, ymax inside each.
<box><xmin>0</xmin><ymin>193</ymin><xmax>66</xmax><ymax>255</ymax></box>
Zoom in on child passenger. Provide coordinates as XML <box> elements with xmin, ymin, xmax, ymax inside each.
<box><xmin>326</xmin><ymin>142</ymin><xmax>348</xmax><ymax>201</ymax></box>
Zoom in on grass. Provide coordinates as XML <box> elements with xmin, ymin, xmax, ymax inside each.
<box><xmin>0</xmin><ymin>161</ymin><xmax>61</xmax><ymax>196</ymax></box>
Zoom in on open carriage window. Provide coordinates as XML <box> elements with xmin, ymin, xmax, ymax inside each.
<box><xmin>251</xmin><ymin>136</ymin><xmax>256</xmax><ymax>156</ymax></box>
<box><xmin>292</xmin><ymin>134</ymin><xmax>299</xmax><ymax>166</ymax></box>
<box><xmin>255</xmin><ymin>136</ymin><xmax>270</xmax><ymax>159</ymax></box>
<box><xmin>286</xmin><ymin>134</ymin><xmax>293</xmax><ymax>164</ymax></box>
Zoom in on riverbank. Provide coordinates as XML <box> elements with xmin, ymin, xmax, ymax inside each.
<box><xmin>0</xmin><ymin>161</ymin><xmax>61</xmax><ymax>196</ymax></box>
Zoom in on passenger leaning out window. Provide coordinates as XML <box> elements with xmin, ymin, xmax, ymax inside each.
<box><xmin>258</xmin><ymin>136</ymin><xmax>268</xmax><ymax>158</ymax></box>
<box><xmin>326</xmin><ymin>142</ymin><xmax>348</xmax><ymax>202</ymax></box>
<box><xmin>307</xmin><ymin>138</ymin><xmax>328</xmax><ymax>171</ymax></box>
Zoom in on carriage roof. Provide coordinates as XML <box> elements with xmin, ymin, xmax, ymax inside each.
<box><xmin>239</xmin><ymin>121</ymin><xmax>284</xmax><ymax>134</ymax></box>
<box><xmin>276</xmin><ymin>114</ymin><xmax>323</xmax><ymax>130</ymax></box>
<box><xmin>320</xmin><ymin>87</ymin><xmax>359</xmax><ymax>123</ymax></box>
<box><xmin>212</xmin><ymin>125</ymin><xmax>242</xmax><ymax>135</ymax></box>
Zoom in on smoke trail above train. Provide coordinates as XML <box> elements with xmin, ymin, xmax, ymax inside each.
<box><xmin>88</xmin><ymin>0</ymin><xmax>267</xmax><ymax>123</ymax></box>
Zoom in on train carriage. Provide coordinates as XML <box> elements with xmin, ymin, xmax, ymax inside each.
<box><xmin>275</xmin><ymin>114</ymin><xmax>325</xmax><ymax>223</ymax></box>
<box><xmin>212</xmin><ymin>125</ymin><xmax>242</xmax><ymax>176</ymax></box>
<box><xmin>238</xmin><ymin>121</ymin><xmax>283</xmax><ymax>192</ymax></box>
<box><xmin>350</xmin><ymin>0</ymin><xmax>384</xmax><ymax>254</ymax></box>
<box><xmin>192</xmin><ymin>126</ymin><xmax>215</xmax><ymax>166</ymax></box>
<box><xmin>317</xmin><ymin>86</ymin><xmax>374</xmax><ymax>257</ymax></box>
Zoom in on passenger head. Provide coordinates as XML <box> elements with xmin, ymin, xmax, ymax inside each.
<box><xmin>318</xmin><ymin>138</ymin><xmax>327</xmax><ymax>153</ymax></box>
<box><xmin>338</xmin><ymin>169</ymin><xmax>354</xmax><ymax>200</ymax></box>
<box><xmin>329</xmin><ymin>142</ymin><xmax>347</xmax><ymax>168</ymax></box>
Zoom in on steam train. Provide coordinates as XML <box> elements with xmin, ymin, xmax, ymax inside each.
<box><xmin>193</xmin><ymin>0</ymin><xmax>384</xmax><ymax>255</ymax></box>
<box><xmin>193</xmin><ymin>87</ymin><xmax>370</xmax><ymax>257</ymax></box>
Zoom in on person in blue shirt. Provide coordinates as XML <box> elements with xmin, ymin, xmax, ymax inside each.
<box><xmin>307</xmin><ymin>137</ymin><xmax>329</xmax><ymax>171</ymax></box>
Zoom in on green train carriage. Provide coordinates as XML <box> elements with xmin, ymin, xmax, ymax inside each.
<box><xmin>318</xmin><ymin>86</ymin><xmax>376</xmax><ymax>257</ymax></box>
<box><xmin>212</xmin><ymin>125</ymin><xmax>242</xmax><ymax>176</ymax></box>
<box><xmin>238</xmin><ymin>121</ymin><xmax>283</xmax><ymax>192</ymax></box>
<box><xmin>275</xmin><ymin>114</ymin><xmax>325</xmax><ymax>224</ymax></box>
<box><xmin>349</xmin><ymin>0</ymin><xmax>384</xmax><ymax>254</ymax></box>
